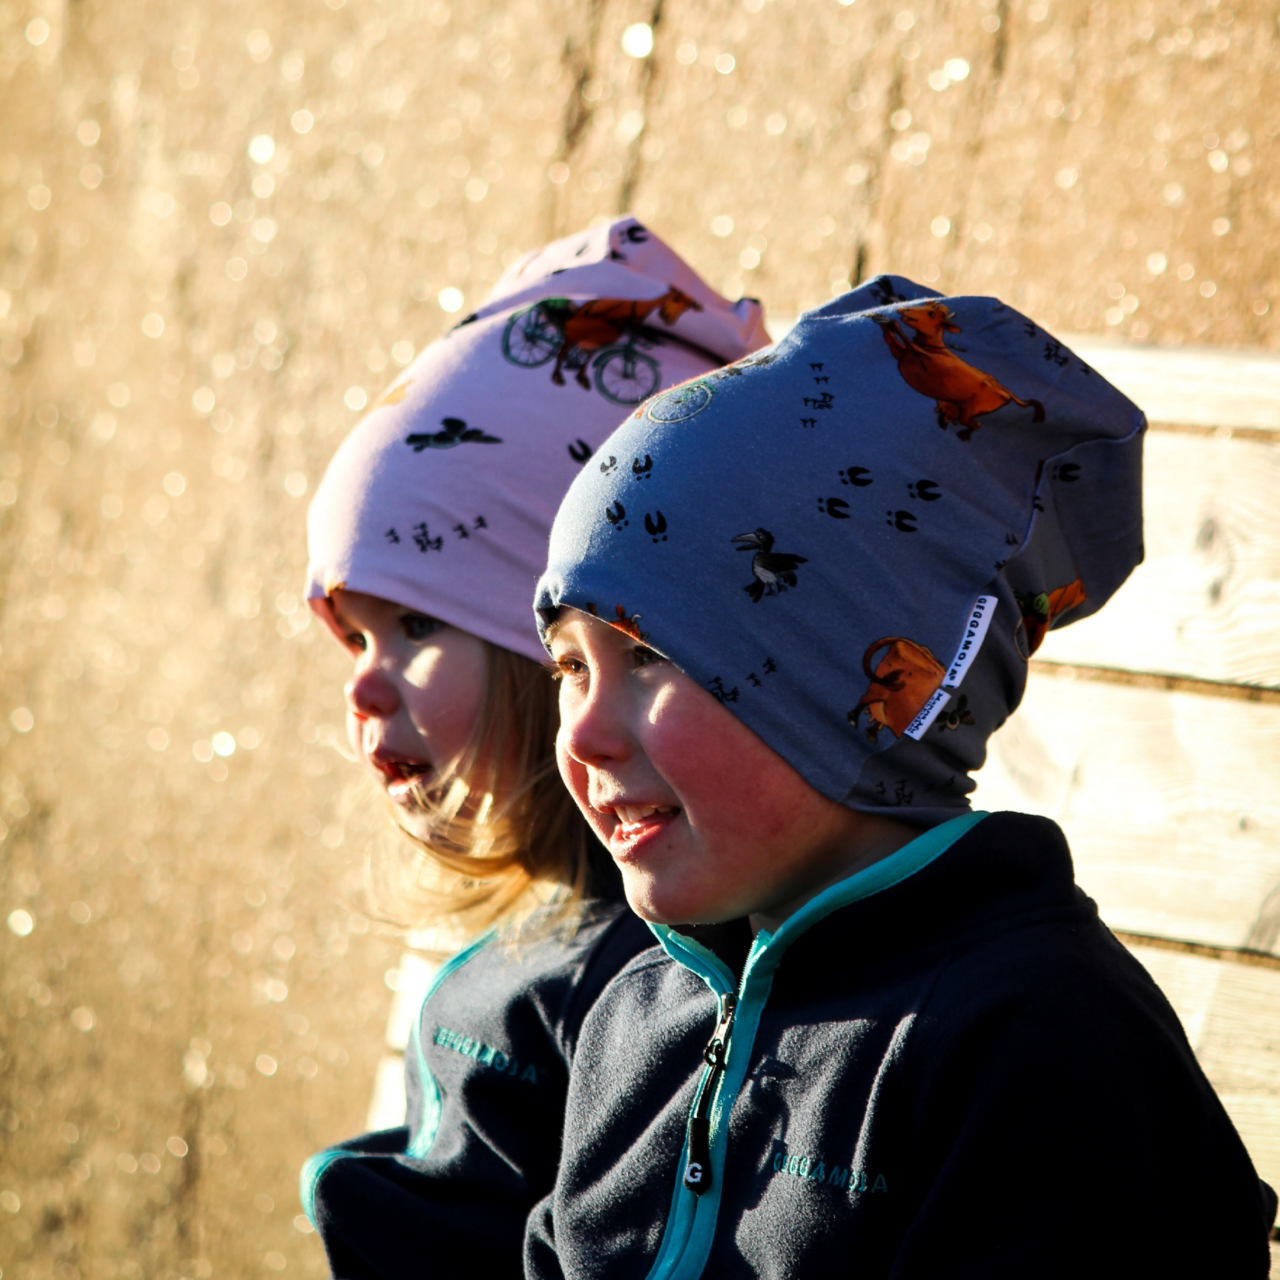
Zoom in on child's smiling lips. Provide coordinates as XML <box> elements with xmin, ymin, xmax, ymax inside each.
<box><xmin>594</xmin><ymin>800</ymin><xmax>681</xmax><ymax>858</ymax></box>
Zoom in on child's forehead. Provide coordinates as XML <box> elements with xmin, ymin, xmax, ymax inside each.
<box><xmin>545</xmin><ymin>606</ymin><xmax>622</xmax><ymax>646</ymax></box>
<box><xmin>330</xmin><ymin>588</ymin><xmax>416</xmax><ymax>626</ymax></box>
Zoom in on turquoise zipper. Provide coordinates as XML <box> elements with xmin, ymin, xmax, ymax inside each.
<box><xmin>638</xmin><ymin>932</ymin><xmax>737</xmax><ymax>1279</ymax></box>
<box><xmin>299</xmin><ymin>930</ymin><xmax>494</xmax><ymax>1224</ymax></box>
<box><xmin>640</xmin><ymin>811</ymin><xmax>988</xmax><ymax>1280</ymax></box>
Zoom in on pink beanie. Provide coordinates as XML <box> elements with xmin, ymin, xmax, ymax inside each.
<box><xmin>305</xmin><ymin>217</ymin><xmax>768</xmax><ymax>661</ymax></box>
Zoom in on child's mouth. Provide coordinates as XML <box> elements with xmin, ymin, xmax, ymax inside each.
<box><xmin>605</xmin><ymin>803</ymin><xmax>679</xmax><ymax>858</ymax></box>
<box><xmin>376</xmin><ymin>758</ymin><xmax>434</xmax><ymax>802</ymax></box>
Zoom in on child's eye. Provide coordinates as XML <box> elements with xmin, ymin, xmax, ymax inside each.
<box><xmin>401</xmin><ymin>613</ymin><xmax>442</xmax><ymax>642</ymax></box>
<box><xmin>550</xmin><ymin>655</ymin><xmax>587</xmax><ymax>682</ymax></box>
<box><xmin>632</xmin><ymin>645</ymin><xmax>665</xmax><ymax>669</ymax></box>
<box><xmin>344</xmin><ymin>632</ymin><xmax>368</xmax><ymax>653</ymax></box>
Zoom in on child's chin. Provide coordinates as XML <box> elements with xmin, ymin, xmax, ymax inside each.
<box><xmin>620</xmin><ymin>872</ymin><xmax>729</xmax><ymax>928</ymax></box>
<box><xmin>618</xmin><ymin>871</ymin><xmax>677</xmax><ymax>924</ymax></box>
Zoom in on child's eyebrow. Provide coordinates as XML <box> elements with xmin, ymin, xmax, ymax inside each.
<box><xmin>541</xmin><ymin>610</ymin><xmax>566</xmax><ymax>645</ymax></box>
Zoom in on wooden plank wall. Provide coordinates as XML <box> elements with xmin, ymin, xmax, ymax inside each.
<box><xmin>971</xmin><ymin>338</ymin><xmax>1280</xmax><ymax>1199</ymax></box>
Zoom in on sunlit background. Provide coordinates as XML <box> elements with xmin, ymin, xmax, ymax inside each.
<box><xmin>2</xmin><ymin>0</ymin><xmax>1279</xmax><ymax>1274</ymax></box>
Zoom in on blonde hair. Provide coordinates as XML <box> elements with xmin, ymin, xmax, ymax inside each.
<box><xmin>366</xmin><ymin>640</ymin><xmax>595</xmax><ymax>942</ymax></box>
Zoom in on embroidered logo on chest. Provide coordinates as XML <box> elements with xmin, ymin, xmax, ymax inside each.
<box><xmin>433</xmin><ymin>1025</ymin><xmax>545</xmax><ymax>1085</ymax></box>
<box><xmin>771</xmin><ymin>1147</ymin><xmax>889</xmax><ymax>1197</ymax></box>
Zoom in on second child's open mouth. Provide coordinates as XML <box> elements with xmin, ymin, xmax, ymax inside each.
<box><xmin>377</xmin><ymin>758</ymin><xmax>434</xmax><ymax>800</ymax></box>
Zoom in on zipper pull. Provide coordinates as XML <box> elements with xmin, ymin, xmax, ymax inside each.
<box><xmin>684</xmin><ymin>1116</ymin><xmax>711</xmax><ymax>1194</ymax></box>
<box><xmin>703</xmin><ymin>992</ymin><xmax>737</xmax><ymax>1069</ymax></box>
<box><xmin>683</xmin><ymin>992</ymin><xmax>738</xmax><ymax>1195</ymax></box>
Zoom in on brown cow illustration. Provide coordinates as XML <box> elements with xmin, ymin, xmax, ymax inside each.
<box><xmin>874</xmin><ymin>302</ymin><xmax>1045</xmax><ymax>440</ymax></box>
<box><xmin>847</xmin><ymin>637</ymin><xmax>946</xmax><ymax>743</ymax></box>
<box><xmin>1015</xmin><ymin>577</ymin><xmax>1087</xmax><ymax>655</ymax></box>
<box><xmin>548</xmin><ymin>287</ymin><xmax>703</xmax><ymax>389</ymax></box>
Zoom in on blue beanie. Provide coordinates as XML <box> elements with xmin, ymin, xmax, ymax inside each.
<box><xmin>535</xmin><ymin>277</ymin><xmax>1145</xmax><ymax>827</ymax></box>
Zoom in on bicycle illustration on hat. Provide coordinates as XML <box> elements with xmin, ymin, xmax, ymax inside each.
<box><xmin>501</xmin><ymin>286</ymin><xmax>703</xmax><ymax>406</ymax></box>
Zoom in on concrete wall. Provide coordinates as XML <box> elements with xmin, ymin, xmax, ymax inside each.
<box><xmin>1</xmin><ymin>0</ymin><xmax>1277</xmax><ymax>1275</ymax></box>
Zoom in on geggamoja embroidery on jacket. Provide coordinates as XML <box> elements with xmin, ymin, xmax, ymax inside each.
<box><xmin>434</xmin><ymin>1025</ymin><xmax>546</xmax><ymax>1084</ymax></box>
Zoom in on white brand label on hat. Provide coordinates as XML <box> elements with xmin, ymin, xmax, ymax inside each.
<box><xmin>904</xmin><ymin>688</ymin><xmax>952</xmax><ymax>741</ymax></box>
<box><xmin>903</xmin><ymin>595</ymin><xmax>998</xmax><ymax>742</ymax></box>
<box><xmin>943</xmin><ymin>595</ymin><xmax>997</xmax><ymax>690</ymax></box>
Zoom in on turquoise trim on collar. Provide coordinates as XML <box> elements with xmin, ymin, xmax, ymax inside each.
<box><xmin>648</xmin><ymin>810</ymin><xmax>988</xmax><ymax>964</ymax></box>
<box><xmin>639</xmin><ymin>928</ymin><xmax>734</xmax><ymax>1280</ymax></box>
<box><xmin>648</xmin><ymin>925</ymin><xmax>736</xmax><ymax>997</ymax></box>
<box><xmin>764</xmin><ymin>810</ymin><xmax>989</xmax><ymax>953</ymax></box>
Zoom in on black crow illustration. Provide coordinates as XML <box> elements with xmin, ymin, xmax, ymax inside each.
<box><xmin>733</xmin><ymin>528</ymin><xmax>808</xmax><ymax>603</ymax></box>
<box><xmin>406</xmin><ymin>417</ymin><xmax>502</xmax><ymax>451</ymax></box>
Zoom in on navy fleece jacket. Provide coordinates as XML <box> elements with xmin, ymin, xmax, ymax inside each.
<box><xmin>525</xmin><ymin>811</ymin><xmax>1276</xmax><ymax>1279</ymax></box>
<box><xmin>301</xmin><ymin>898</ymin><xmax>653</xmax><ymax>1278</ymax></box>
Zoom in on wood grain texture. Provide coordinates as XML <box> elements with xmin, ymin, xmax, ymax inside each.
<box><xmin>1114</xmin><ymin>930</ymin><xmax>1280</xmax><ymax>969</ymax></box>
<box><xmin>1037</xmin><ymin>430</ymin><xmax>1280</xmax><ymax>687</ymax></box>
<box><xmin>1034</xmin><ymin>663</ymin><xmax>1280</xmax><ymax>704</ymax></box>
<box><xmin>970</xmin><ymin>673</ymin><xmax>1280</xmax><ymax>952</ymax></box>
<box><xmin>1129</xmin><ymin>943</ymin><xmax>1280</xmax><ymax>1199</ymax></box>
<box><xmin>1067</xmin><ymin>341</ymin><xmax>1280</xmax><ymax>431</ymax></box>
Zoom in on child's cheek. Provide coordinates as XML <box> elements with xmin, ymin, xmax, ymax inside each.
<box><xmin>646</xmin><ymin>717</ymin><xmax>745</xmax><ymax>824</ymax></box>
<box><xmin>645</xmin><ymin>682</ymin><xmax>742</xmax><ymax>796</ymax></box>
<box><xmin>652</xmin><ymin>706</ymin><xmax>815</xmax><ymax>851</ymax></box>
<box><xmin>554</xmin><ymin>735</ymin><xmax>595</xmax><ymax>823</ymax></box>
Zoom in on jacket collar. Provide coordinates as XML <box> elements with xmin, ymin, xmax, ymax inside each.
<box><xmin>651</xmin><ymin>810</ymin><xmax>990</xmax><ymax>994</ymax></box>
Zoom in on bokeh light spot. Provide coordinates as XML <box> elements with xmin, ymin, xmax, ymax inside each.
<box><xmin>248</xmin><ymin>134</ymin><xmax>276</xmax><ymax>164</ymax></box>
<box><xmin>7</xmin><ymin>909</ymin><xmax>34</xmax><ymax>937</ymax></box>
<box><xmin>621</xmin><ymin>23</ymin><xmax>653</xmax><ymax>58</ymax></box>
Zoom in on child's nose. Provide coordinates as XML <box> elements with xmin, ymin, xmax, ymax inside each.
<box><xmin>559</xmin><ymin>683</ymin><xmax>631</xmax><ymax>767</ymax></box>
<box><xmin>346</xmin><ymin>664</ymin><xmax>400</xmax><ymax>720</ymax></box>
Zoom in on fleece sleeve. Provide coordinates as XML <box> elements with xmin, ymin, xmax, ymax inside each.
<box><xmin>523</xmin><ymin>1192</ymin><xmax>564</xmax><ymax>1280</ymax></box>
<box><xmin>889</xmin><ymin>945</ymin><xmax>1276</xmax><ymax>1279</ymax></box>
<box><xmin>304</xmin><ymin>1137</ymin><xmax>534</xmax><ymax>1279</ymax></box>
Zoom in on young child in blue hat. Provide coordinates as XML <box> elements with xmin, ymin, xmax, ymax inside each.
<box><xmin>528</xmin><ymin>277</ymin><xmax>1276</xmax><ymax>1278</ymax></box>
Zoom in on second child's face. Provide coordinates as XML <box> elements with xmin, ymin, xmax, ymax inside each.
<box><xmin>550</xmin><ymin>609</ymin><xmax>896</xmax><ymax>929</ymax></box>
<box><xmin>329</xmin><ymin>589</ymin><xmax>487</xmax><ymax>809</ymax></box>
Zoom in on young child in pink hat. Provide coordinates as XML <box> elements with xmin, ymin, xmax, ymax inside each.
<box><xmin>297</xmin><ymin>217</ymin><xmax>767</xmax><ymax>1277</ymax></box>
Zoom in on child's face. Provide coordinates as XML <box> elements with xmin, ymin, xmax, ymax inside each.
<box><xmin>329</xmin><ymin>589</ymin><xmax>487</xmax><ymax>808</ymax></box>
<box><xmin>550</xmin><ymin>609</ymin><xmax>895</xmax><ymax>929</ymax></box>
